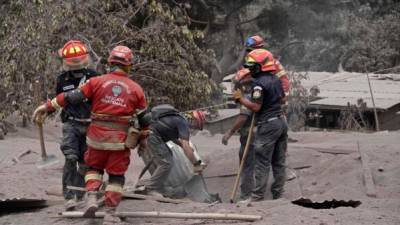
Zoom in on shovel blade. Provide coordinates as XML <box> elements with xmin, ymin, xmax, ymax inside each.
<box><xmin>36</xmin><ymin>155</ymin><xmax>59</xmax><ymax>169</ymax></box>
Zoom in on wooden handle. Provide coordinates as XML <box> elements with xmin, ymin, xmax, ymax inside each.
<box><xmin>230</xmin><ymin>113</ymin><xmax>256</xmax><ymax>203</ymax></box>
<box><xmin>37</xmin><ymin>122</ymin><xmax>47</xmax><ymax>160</ymax></box>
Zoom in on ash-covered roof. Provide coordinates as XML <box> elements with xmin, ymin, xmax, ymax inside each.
<box><xmin>303</xmin><ymin>72</ymin><xmax>400</xmax><ymax>110</ymax></box>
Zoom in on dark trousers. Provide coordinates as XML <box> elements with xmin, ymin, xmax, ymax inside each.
<box><xmin>252</xmin><ymin>118</ymin><xmax>288</xmax><ymax>200</ymax></box>
<box><xmin>145</xmin><ymin>132</ymin><xmax>173</xmax><ymax>192</ymax></box>
<box><xmin>239</xmin><ymin>134</ymin><xmax>255</xmax><ymax>199</ymax></box>
<box><xmin>60</xmin><ymin>121</ymin><xmax>88</xmax><ymax>200</ymax></box>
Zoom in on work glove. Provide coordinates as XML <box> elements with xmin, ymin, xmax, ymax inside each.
<box><xmin>221</xmin><ymin>130</ymin><xmax>234</xmax><ymax>145</ymax></box>
<box><xmin>193</xmin><ymin>161</ymin><xmax>207</xmax><ymax>174</ymax></box>
<box><xmin>32</xmin><ymin>104</ymin><xmax>48</xmax><ymax>125</ymax></box>
<box><xmin>232</xmin><ymin>89</ymin><xmax>242</xmax><ymax>102</ymax></box>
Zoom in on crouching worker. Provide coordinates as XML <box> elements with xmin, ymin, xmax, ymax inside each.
<box><xmin>32</xmin><ymin>45</ymin><xmax>148</xmax><ymax>225</ymax></box>
<box><xmin>137</xmin><ymin>104</ymin><xmax>206</xmax><ymax>197</ymax></box>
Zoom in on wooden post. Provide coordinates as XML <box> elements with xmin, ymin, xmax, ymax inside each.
<box><xmin>364</xmin><ymin>68</ymin><xmax>380</xmax><ymax>131</ymax></box>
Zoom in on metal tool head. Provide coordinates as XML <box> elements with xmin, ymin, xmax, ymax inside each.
<box><xmin>36</xmin><ymin>154</ymin><xmax>60</xmax><ymax>169</ymax></box>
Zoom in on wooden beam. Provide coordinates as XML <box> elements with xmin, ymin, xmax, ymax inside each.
<box><xmin>58</xmin><ymin>211</ymin><xmax>262</xmax><ymax>221</ymax></box>
<box><xmin>357</xmin><ymin>142</ymin><xmax>377</xmax><ymax>198</ymax></box>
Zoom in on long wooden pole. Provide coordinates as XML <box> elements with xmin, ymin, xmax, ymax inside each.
<box><xmin>59</xmin><ymin>211</ymin><xmax>262</xmax><ymax>221</ymax></box>
<box><xmin>229</xmin><ymin>113</ymin><xmax>256</xmax><ymax>203</ymax></box>
<box><xmin>364</xmin><ymin>67</ymin><xmax>380</xmax><ymax>131</ymax></box>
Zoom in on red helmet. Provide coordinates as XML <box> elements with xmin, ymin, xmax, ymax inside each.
<box><xmin>108</xmin><ymin>45</ymin><xmax>133</xmax><ymax>66</ymax></box>
<box><xmin>234</xmin><ymin>68</ymin><xmax>251</xmax><ymax>84</ymax></box>
<box><xmin>58</xmin><ymin>40</ymin><xmax>89</xmax><ymax>70</ymax></box>
<box><xmin>190</xmin><ymin>110</ymin><xmax>206</xmax><ymax>130</ymax></box>
<box><xmin>244</xmin><ymin>49</ymin><xmax>276</xmax><ymax>72</ymax></box>
<box><xmin>245</xmin><ymin>35</ymin><xmax>265</xmax><ymax>49</ymax></box>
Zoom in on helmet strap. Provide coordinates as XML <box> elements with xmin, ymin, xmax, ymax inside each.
<box><xmin>249</xmin><ymin>64</ymin><xmax>261</xmax><ymax>78</ymax></box>
<box><xmin>110</xmin><ymin>65</ymin><xmax>131</xmax><ymax>74</ymax></box>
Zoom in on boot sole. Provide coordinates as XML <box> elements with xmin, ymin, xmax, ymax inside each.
<box><xmin>82</xmin><ymin>204</ymin><xmax>98</xmax><ymax>218</ymax></box>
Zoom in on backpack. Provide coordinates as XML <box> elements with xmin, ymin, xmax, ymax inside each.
<box><xmin>151</xmin><ymin>104</ymin><xmax>186</xmax><ymax>122</ymax></box>
<box><xmin>150</xmin><ymin>104</ymin><xmax>186</xmax><ymax>131</ymax></box>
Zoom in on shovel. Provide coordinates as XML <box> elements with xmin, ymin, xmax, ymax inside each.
<box><xmin>36</xmin><ymin>122</ymin><xmax>59</xmax><ymax>169</ymax></box>
<box><xmin>229</xmin><ymin>113</ymin><xmax>256</xmax><ymax>203</ymax></box>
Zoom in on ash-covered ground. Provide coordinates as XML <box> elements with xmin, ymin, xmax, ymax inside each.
<box><xmin>1</xmin><ymin>121</ymin><xmax>399</xmax><ymax>225</ymax></box>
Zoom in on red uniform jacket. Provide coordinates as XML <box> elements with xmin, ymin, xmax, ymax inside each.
<box><xmin>49</xmin><ymin>70</ymin><xmax>147</xmax><ymax>150</ymax></box>
<box><xmin>274</xmin><ymin>60</ymin><xmax>290</xmax><ymax>95</ymax></box>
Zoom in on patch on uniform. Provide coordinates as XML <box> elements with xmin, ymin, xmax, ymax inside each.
<box><xmin>112</xmin><ymin>85</ymin><xmax>122</xmax><ymax>97</ymax></box>
<box><xmin>252</xmin><ymin>86</ymin><xmax>262</xmax><ymax>100</ymax></box>
<box><xmin>62</xmin><ymin>84</ymin><xmax>75</xmax><ymax>91</ymax></box>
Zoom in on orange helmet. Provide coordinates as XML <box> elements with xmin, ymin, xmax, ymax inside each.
<box><xmin>189</xmin><ymin>110</ymin><xmax>206</xmax><ymax>130</ymax></box>
<box><xmin>108</xmin><ymin>45</ymin><xmax>133</xmax><ymax>66</ymax></box>
<box><xmin>245</xmin><ymin>35</ymin><xmax>265</xmax><ymax>49</ymax></box>
<box><xmin>58</xmin><ymin>40</ymin><xmax>89</xmax><ymax>70</ymax></box>
<box><xmin>244</xmin><ymin>49</ymin><xmax>276</xmax><ymax>72</ymax></box>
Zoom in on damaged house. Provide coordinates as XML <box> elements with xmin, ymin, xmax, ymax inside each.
<box><xmin>303</xmin><ymin>72</ymin><xmax>400</xmax><ymax>131</ymax></box>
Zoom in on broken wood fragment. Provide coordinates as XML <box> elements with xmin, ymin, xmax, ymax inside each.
<box><xmin>298</xmin><ymin>146</ymin><xmax>355</xmax><ymax>155</ymax></box>
<box><xmin>289</xmin><ymin>161</ymin><xmax>312</xmax><ymax>170</ymax></box>
<box><xmin>204</xmin><ymin>172</ymin><xmax>237</xmax><ymax>179</ymax></box>
<box><xmin>58</xmin><ymin>211</ymin><xmax>262</xmax><ymax>221</ymax></box>
<box><xmin>123</xmin><ymin>193</ymin><xmax>189</xmax><ymax>204</ymax></box>
<box><xmin>12</xmin><ymin>149</ymin><xmax>37</xmax><ymax>164</ymax></box>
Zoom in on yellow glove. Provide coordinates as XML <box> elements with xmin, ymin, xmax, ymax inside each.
<box><xmin>232</xmin><ymin>89</ymin><xmax>242</xmax><ymax>101</ymax></box>
<box><xmin>32</xmin><ymin>104</ymin><xmax>48</xmax><ymax>125</ymax></box>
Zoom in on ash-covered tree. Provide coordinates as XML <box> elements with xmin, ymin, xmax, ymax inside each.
<box><xmin>0</xmin><ymin>0</ymin><xmax>221</xmax><ymax>124</ymax></box>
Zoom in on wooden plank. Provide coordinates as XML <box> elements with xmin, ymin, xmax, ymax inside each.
<box><xmin>357</xmin><ymin>142</ymin><xmax>377</xmax><ymax>198</ymax></box>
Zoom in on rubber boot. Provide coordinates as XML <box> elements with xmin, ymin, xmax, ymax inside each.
<box><xmin>64</xmin><ymin>198</ymin><xmax>77</xmax><ymax>211</ymax></box>
<box><xmin>103</xmin><ymin>207</ymin><xmax>121</xmax><ymax>225</ymax></box>
<box><xmin>82</xmin><ymin>191</ymin><xmax>98</xmax><ymax>217</ymax></box>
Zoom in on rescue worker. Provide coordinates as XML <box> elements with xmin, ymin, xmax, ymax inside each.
<box><xmin>233</xmin><ymin>49</ymin><xmax>288</xmax><ymax>201</ymax></box>
<box><xmin>55</xmin><ymin>40</ymin><xmax>98</xmax><ymax>210</ymax></box>
<box><xmin>32</xmin><ymin>45</ymin><xmax>148</xmax><ymax>224</ymax></box>
<box><xmin>245</xmin><ymin>35</ymin><xmax>295</xmax><ymax>143</ymax></box>
<box><xmin>245</xmin><ymin>35</ymin><xmax>290</xmax><ymax>97</ymax></box>
<box><xmin>222</xmin><ymin>35</ymin><xmax>291</xmax><ymax>201</ymax></box>
<box><xmin>221</xmin><ymin>69</ymin><xmax>255</xmax><ymax>201</ymax></box>
<box><xmin>138</xmin><ymin>104</ymin><xmax>206</xmax><ymax>197</ymax></box>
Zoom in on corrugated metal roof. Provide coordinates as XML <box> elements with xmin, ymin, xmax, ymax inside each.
<box><xmin>305</xmin><ymin>72</ymin><xmax>400</xmax><ymax>110</ymax></box>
